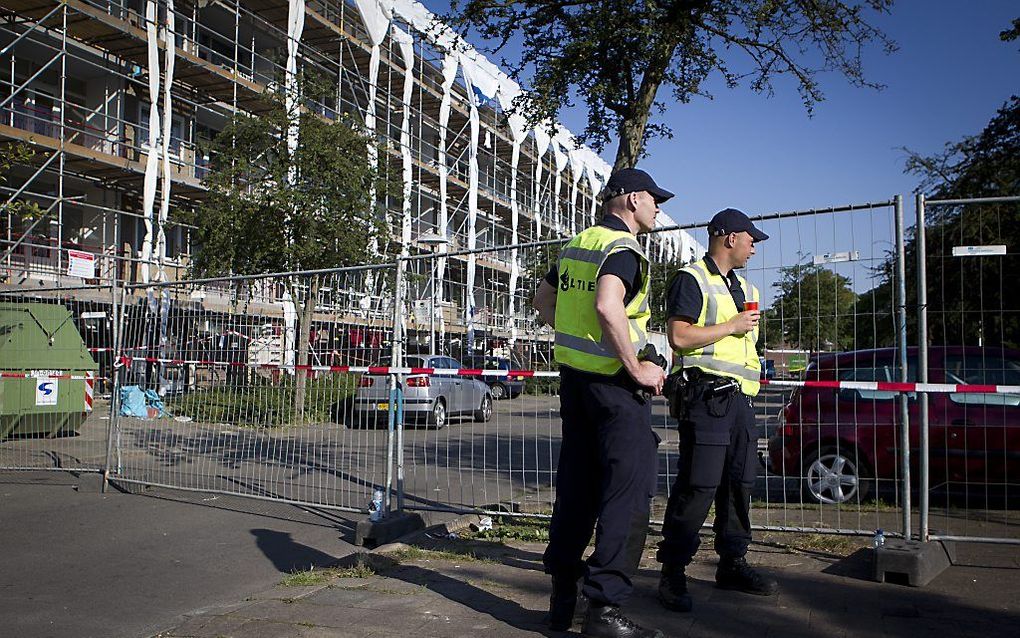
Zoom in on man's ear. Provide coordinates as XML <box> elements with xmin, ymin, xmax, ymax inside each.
<box><xmin>724</xmin><ymin>232</ymin><xmax>736</xmax><ymax>248</ymax></box>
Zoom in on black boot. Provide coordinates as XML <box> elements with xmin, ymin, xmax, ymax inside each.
<box><xmin>658</xmin><ymin>564</ymin><xmax>692</xmax><ymax>612</ymax></box>
<box><xmin>715</xmin><ymin>556</ymin><xmax>778</xmax><ymax>596</ymax></box>
<box><xmin>548</xmin><ymin>575</ymin><xmax>578</xmax><ymax>631</ymax></box>
<box><xmin>582</xmin><ymin>604</ymin><xmax>664</xmax><ymax>638</ymax></box>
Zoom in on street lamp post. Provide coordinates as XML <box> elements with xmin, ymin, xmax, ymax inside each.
<box><xmin>417</xmin><ymin>232</ymin><xmax>449</xmax><ymax>355</ymax></box>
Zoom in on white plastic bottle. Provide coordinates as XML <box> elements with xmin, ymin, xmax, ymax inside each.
<box><xmin>872</xmin><ymin>529</ymin><xmax>885</xmax><ymax>549</ymax></box>
<box><xmin>369</xmin><ymin>489</ymin><xmax>384</xmax><ymax>522</ymax></box>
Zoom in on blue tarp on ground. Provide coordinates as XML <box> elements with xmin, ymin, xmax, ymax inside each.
<box><xmin>119</xmin><ymin>386</ymin><xmax>166</xmax><ymax>418</ymax></box>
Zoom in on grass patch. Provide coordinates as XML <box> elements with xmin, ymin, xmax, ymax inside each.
<box><xmin>765</xmin><ymin>533</ymin><xmax>865</xmax><ymax>556</ymax></box>
<box><xmin>471</xmin><ymin>522</ymin><xmax>550</xmax><ymax>543</ymax></box>
<box><xmin>383</xmin><ymin>545</ymin><xmax>493</xmax><ymax>563</ymax></box>
<box><xmin>280</xmin><ymin>563</ymin><xmax>375</xmax><ymax>587</ymax></box>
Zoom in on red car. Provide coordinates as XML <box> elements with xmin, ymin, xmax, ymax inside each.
<box><xmin>768</xmin><ymin>347</ymin><xmax>1020</xmax><ymax>504</ymax></box>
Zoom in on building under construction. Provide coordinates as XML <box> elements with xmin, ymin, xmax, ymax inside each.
<box><xmin>1</xmin><ymin>0</ymin><xmax>703</xmax><ymax>372</ymax></box>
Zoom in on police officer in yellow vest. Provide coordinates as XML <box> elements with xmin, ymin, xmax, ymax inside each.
<box><xmin>657</xmin><ymin>208</ymin><xmax>778</xmax><ymax>613</ymax></box>
<box><xmin>533</xmin><ymin>168</ymin><xmax>671</xmax><ymax>638</ymax></box>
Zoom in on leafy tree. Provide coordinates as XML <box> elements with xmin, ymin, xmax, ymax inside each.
<box><xmin>762</xmin><ymin>262</ymin><xmax>857</xmax><ymax>351</ymax></box>
<box><xmin>857</xmin><ymin>95</ymin><xmax>1020</xmax><ymax>350</ymax></box>
<box><xmin>0</xmin><ymin>143</ymin><xmax>46</xmax><ymax>221</ymax></box>
<box><xmin>449</xmin><ymin>0</ymin><xmax>895</xmax><ymax>169</ymax></box>
<box><xmin>188</xmin><ymin>81</ymin><xmax>387</xmax><ymax>421</ymax></box>
<box><xmin>854</xmin><ymin>23</ymin><xmax>1019</xmax><ymax>351</ymax></box>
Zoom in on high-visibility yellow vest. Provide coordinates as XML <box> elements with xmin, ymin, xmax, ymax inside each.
<box><xmin>673</xmin><ymin>259</ymin><xmax>761</xmax><ymax>396</ymax></box>
<box><xmin>553</xmin><ymin>225</ymin><xmax>651</xmax><ymax>375</ymax></box>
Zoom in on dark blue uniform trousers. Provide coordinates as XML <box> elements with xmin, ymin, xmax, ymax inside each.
<box><xmin>657</xmin><ymin>387</ymin><xmax>757</xmax><ymax>565</ymax></box>
<box><xmin>543</xmin><ymin>367</ymin><xmax>659</xmax><ymax>606</ymax></box>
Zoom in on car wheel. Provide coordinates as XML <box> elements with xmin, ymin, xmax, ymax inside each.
<box><xmin>802</xmin><ymin>446</ymin><xmax>870</xmax><ymax>505</ymax></box>
<box><xmin>429</xmin><ymin>398</ymin><xmax>447</xmax><ymax>429</ymax></box>
<box><xmin>474</xmin><ymin>394</ymin><xmax>493</xmax><ymax>423</ymax></box>
<box><xmin>490</xmin><ymin>382</ymin><xmax>507</xmax><ymax>400</ymax></box>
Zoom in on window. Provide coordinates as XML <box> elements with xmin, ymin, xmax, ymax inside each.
<box><xmin>836</xmin><ymin>356</ymin><xmax>916</xmax><ymax>401</ymax></box>
<box><xmin>945</xmin><ymin>354</ymin><xmax>1020</xmax><ymax>407</ymax></box>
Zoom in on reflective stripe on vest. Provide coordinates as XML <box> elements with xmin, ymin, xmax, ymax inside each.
<box><xmin>553</xmin><ymin>226</ymin><xmax>651</xmax><ymax>375</ymax></box>
<box><xmin>673</xmin><ymin>259</ymin><xmax>762</xmax><ymax>396</ymax></box>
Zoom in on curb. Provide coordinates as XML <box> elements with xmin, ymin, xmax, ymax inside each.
<box><xmin>372</xmin><ymin>512</ymin><xmax>484</xmax><ymax>555</ymax></box>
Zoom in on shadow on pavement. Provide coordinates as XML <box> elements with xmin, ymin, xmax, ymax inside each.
<box><xmin>620</xmin><ymin>553</ymin><xmax>1020</xmax><ymax>637</ymax></box>
<box><xmin>251</xmin><ymin>528</ymin><xmax>343</xmax><ymax>573</ymax></box>
<box><xmin>383</xmin><ymin>560</ymin><xmax>557</xmax><ymax>637</ymax></box>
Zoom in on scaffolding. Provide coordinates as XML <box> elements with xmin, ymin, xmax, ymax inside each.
<box><xmin>0</xmin><ymin>0</ymin><xmax>703</xmax><ymax>360</ymax></box>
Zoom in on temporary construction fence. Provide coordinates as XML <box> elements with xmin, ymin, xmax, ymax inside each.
<box><xmin>914</xmin><ymin>194</ymin><xmax>1020</xmax><ymax>544</ymax></box>
<box><xmin>2</xmin><ymin>197</ymin><xmax>1019</xmax><ymax>546</ymax></box>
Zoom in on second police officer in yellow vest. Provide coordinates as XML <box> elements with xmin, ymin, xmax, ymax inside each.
<box><xmin>533</xmin><ymin>168</ymin><xmax>672</xmax><ymax>638</ymax></box>
<box><xmin>657</xmin><ymin>208</ymin><xmax>779</xmax><ymax>614</ymax></box>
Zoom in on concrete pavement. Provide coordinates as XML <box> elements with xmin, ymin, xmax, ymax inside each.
<box><xmin>2</xmin><ymin>473</ymin><xmax>1017</xmax><ymax>638</ymax></box>
<box><xmin>153</xmin><ymin>517</ymin><xmax>1020</xmax><ymax>638</ymax></box>
<box><xmin>0</xmin><ymin>472</ymin><xmax>362</xmax><ymax>638</ymax></box>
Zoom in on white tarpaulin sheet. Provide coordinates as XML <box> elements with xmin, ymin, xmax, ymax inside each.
<box><xmin>435</xmin><ymin>51</ymin><xmax>458</xmax><ymax>339</ymax></box>
<box><xmin>551</xmin><ymin>141</ymin><xmax>568</xmax><ymax>233</ymax></box>
<box><xmin>532</xmin><ymin>124</ymin><xmax>552</xmax><ymax>237</ymax></box>
<box><xmin>393</xmin><ymin>27</ymin><xmax>415</xmax><ymax>252</ymax></box>
<box><xmin>140</xmin><ymin>0</ymin><xmax>160</xmax><ymax>285</ymax></box>
<box><xmin>458</xmin><ymin>56</ymin><xmax>483</xmax><ymax>348</ymax></box>
<box><xmin>156</xmin><ymin>0</ymin><xmax>175</xmax><ymax>283</ymax></box>
<box><xmin>498</xmin><ymin>79</ymin><xmax>528</xmax><ymax>347</ymax></box>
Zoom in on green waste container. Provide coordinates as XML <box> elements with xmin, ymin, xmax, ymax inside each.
<box><xmin>0</xmin><ymin>302</ymin><xmax>99</xmax><ymax>439</ymax></box>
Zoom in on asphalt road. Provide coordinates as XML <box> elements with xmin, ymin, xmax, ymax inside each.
<box><xmin>3</xmin><ymin>387</ymin><xmax>1016</xmax><ymax>540</ymax></box>
<box><xmin>0</xmin><ymin>385</ymin><xmax>873</xmax><ymax>537</ymax></box>
<box><xmin>0</xmin><ymin>472</ymin><xmax>361</xmax><ymax>638</ymax></box>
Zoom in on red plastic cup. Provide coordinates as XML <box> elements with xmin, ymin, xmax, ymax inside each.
<box><xmin>744</xmin><ymin>300</ymin><xmax>759</xmax><ymax>312</ymax></box>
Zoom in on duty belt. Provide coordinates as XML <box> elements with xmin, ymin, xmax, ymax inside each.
<box><xmin>686</xmin><ymin>368</ymin><xmax>740</xmax><ymax>396</ymax></box>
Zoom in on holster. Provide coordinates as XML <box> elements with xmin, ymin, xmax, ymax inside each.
<box><xmin>664</xmin><ymin>370</ymin><xmax>689</xmax><ymax>420</ymax></box>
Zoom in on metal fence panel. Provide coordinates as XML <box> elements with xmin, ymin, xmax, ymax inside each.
<box><xmin>6</xmin><ymin>198</ymin><xmax>961</xmax><ymax>543</ymax></box>
<box><xmin>737</xmin><ymin>200</ymin><xmax>909</xmax><ymax>537</ymax></box>
<box><xmin>917</xmin><ymin>195</ymin><xmax>1020</xmax><ymax>544</ymax></box>
<box><xmin>0</xmin><ymin>287</ymin><xmax>116</xmax><ymax>473</ymax></box>
<box><xmin>109</xmin><ymin>267</ymin><xmax>399</xmax><ymax>513</ymax></box>
<box><xmin>398</xmin><ymin>203</ymin><xmax>910</xmax><ymax>538</ymax></box>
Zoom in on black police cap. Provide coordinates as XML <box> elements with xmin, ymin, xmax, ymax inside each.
<box><xmin>601</xmin><ymin>168</ymin><xmax>674</xmax><ymax>204</ymax></box>
<box><xmin>708</xmin><ymin>208</ymin><xmax>769</xmax><ymax>242</ymax></box>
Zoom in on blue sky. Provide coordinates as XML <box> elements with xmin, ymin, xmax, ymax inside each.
<box><xmin>439</xmin><ymin>1</ymin><xmax>1016</xmax><ymax>217</ymax></box>
<box><xmin>435</xmin><ymin>1</ymin><xmax>1017</xmax><ymax>299</ymax></box>
<box><xmin>634</xmin><ymin>1</ymin><xmax>1017</xmax><ymax>221</ymax></box>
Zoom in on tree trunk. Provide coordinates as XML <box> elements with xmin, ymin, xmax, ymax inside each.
<box><xmin>293</xmin><ymin>274</ymin><xmax>320</xmax><ymax>424</ymax></box>
<box><xmin>613</xmin><ymin>33</ymin><xmax>683</xmax><ymax>171</ymax></box>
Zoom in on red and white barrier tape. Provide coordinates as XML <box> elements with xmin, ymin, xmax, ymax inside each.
<box><xmin>102</xmin><ymin>356</ymin><xmax>1020</xmax><ymax>394</ymax></box>
<box><xmin>5</xmin><ymin>362</ymin><xmax>1019</xmax><ymax>395</ymax></box>
<box><xmin>761</xmin><ymin>379</ymin><xmax>1020</xmax><ymax>394</ymax></box>
<box><xmin>111</xmin><ymin>356</ymin><xmax>556</xmax><ymax>378</ymax></box>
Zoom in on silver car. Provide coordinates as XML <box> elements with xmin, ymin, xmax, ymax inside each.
<box><xmin>351</xmin><ymin>355</ymin><xmax>493</xmax><ymax>428</ymax></box>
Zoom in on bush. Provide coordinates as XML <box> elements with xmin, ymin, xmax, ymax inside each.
<box><xmin>166</xmin><ymin>374</ymin><xmax>358</xmax><ymax>427</ymax></box>
<box><xmin>524</xmin><ymin>361</ymin><xmax>560</xmax><ymax>396</ymax></box>
<box><xmin>524</xmin><ymin>376</ymin><xmax>560</xmax><ymax>396</ymax></box>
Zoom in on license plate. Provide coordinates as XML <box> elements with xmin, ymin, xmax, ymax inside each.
<box><xmin>376</xmin><ymin>403</ymin><xmax>389</xmax><ymax>411</ymax></box>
